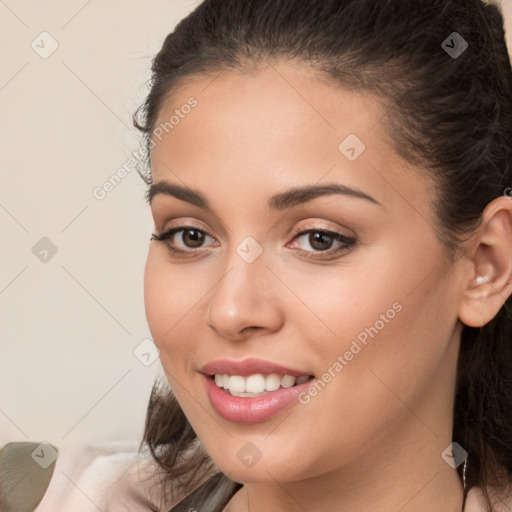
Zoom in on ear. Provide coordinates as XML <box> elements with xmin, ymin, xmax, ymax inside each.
<box><xmin>458</xmin><ymin>193</ymin><xmax>512</xmax><ymax>328</ymax></box>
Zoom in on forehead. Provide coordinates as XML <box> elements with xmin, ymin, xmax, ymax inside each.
<box><xmin>155</xmin><ymin>62</ymin><xmax>383</xmax><ymax>134</ymax></box>
<box><xmin>149</xmin><ymin>61</ymin><xmax>435</xmax><ymax>217</ymax></box>
<box><xmin>151</xmin><ymin>63</ymin><xmax>381</xmax><ymax>166</ymax></box>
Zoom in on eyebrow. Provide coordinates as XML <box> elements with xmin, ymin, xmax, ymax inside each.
<box><xmin>146</xmin><ymin>180</ymin><xmax>382</xmax><ymax>211</ymax></box>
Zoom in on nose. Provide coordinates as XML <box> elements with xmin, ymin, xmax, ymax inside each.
<box><xmin>205</xmin><ymin>253</ymin><xmax>284</xmax><ymax>342</ymax></box>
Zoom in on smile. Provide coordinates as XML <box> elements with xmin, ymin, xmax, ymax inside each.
<box><xmin>214</xmin><ymin>373</ymin><xmax>312</xmax><ymax>397</ymax></box>
<box><xmin>200</xmin><ymin>358</ymin><xmax>316</xmax><ymax>423</ymax></box>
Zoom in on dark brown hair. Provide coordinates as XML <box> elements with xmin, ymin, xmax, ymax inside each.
<box><xmin>133</xmin><ymin>1</ymin><xmax>512</xmax><ymax>510</ymax></box>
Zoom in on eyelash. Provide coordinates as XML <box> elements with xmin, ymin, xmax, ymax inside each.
<box><xmin>151</xmin><ymin>224</ymin><xmax>357</xmax><ymax>261</ymax></box>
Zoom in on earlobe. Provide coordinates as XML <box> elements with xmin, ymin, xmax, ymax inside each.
<box><xmin>457</xmin><ymin>196</ymin><xmax>512</xmax><ymax>328</ymax></box>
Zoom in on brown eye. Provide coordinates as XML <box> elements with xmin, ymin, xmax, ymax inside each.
<box><xmin>308</xmin><ymin>232</ymin><xmax>335</xmax><ymax>251</ymax></box>
<box><xmin>289</xmin><ymin>228</ymin><xmax>357</xmax><ymax>260</ymax></box>
<box><xmin>151</xmin><ymin>226</ymin><xmax>217</xmax><ymax>257</ymax></box>
<box><xmin>180</xmin><ymin>228</ymin><xmax>206</xmax><ymax>248</ymax></box>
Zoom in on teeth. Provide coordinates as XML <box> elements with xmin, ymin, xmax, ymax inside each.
<box><xmin>281</xmin><ymin>375</ymin><xmax>296</xmax><ymax>388</ymax></box>
<box><xmin>228</xmin><ymin>375</ymin><xmax>245</xmax><ymax>393</ymax></box>
<box><xmin>213</xmin><ymin>373</ymin><xmax>312</xmax><ymax>396</ymax></box>
<box><xmin>296</xmin><ymin>375</ymin><xmax>310</xmax><ymax>385</ymax></box>
<box><xmin>246</xmin><ymin>374</ymin><xmax>266</xmax><ymax>393</ymax></box>
<box><xmin>265</xmin><ymin>373</ymin><xmax>281</xmax><ymax>391</ymax></box>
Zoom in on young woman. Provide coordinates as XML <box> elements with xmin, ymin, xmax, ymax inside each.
<box><xmin>132</xmin><ymin>0</ymin><xmax>512</xmax><ymax>511</ymax></box>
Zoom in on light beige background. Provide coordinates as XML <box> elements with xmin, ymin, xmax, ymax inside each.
<box><xmin>1</xmin><ymin>0</ymin><xmax>511</xmax><ymax>449</ymax></box>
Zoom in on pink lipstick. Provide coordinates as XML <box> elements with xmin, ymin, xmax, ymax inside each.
<box><xmin>200</xmin><ymin>358</ymin><xmax>314</xmax><ymax>423</ymax></box>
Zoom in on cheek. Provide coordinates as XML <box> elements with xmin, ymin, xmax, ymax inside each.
<box><xmin>143</xmin><ymin>250</ymin><xmax>199</xmax><ymax>361</ymax></box>
<box><xmin>290</xmin><ymin>242</ymin><xmax>453</xmax><ymax>413</ymax></box>
<box><xmin>314</xmin><ymin>261</ymin><xmax>455</xmax><ymax>433</ymax></box>
<box><xmin>143</xmin><ymin>252</ymin><xmax>169</xmax><ymax>344</ymax></box>
<box><xmin>275</xmin><ymin>249</ymin><xmax>403</xmax><ymax>362</ymax></box>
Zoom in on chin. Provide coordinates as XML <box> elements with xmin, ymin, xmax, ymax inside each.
<box><xmin>200</xmin><ymin>441</ymin><xmax>311</xmax><ymax>484</ymax></box>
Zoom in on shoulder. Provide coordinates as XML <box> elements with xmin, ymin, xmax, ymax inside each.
<box><xmin>33</xmin><ymin>440</ymin><xmax>167</xmax><ymax>511</ymax></box>
<box><xmin>34</xmin><ymin>439</ymin><xmax>218</xmax><ymax>512</ymax></box>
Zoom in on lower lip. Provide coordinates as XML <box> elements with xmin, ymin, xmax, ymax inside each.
<box><xmin>203</xmin><ymin>374</ymin><xmax>314</xmax><ymax>424</ymax></box>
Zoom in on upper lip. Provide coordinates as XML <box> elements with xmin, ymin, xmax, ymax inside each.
<box><xmin>200</xmin><ymin>357</ymin><xmax>314</xmax><ymax>377</ymax></box>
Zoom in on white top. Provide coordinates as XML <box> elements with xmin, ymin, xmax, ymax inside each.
<box><xmin>34</xmin><ymin>440</ymin><xmax>177</xmax><ymax>511</ymax></box>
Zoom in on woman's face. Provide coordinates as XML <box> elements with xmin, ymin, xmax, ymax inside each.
<box><xmin>144</xmin><ymin>61</ymin><xmax>466</xmax><ymax>484</ymax></box>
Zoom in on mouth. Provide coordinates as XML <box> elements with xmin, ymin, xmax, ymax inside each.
<box><xmin>200</xmin><ymin>358</ymin><xmax>316</xmax><ymax>423</ymax></box>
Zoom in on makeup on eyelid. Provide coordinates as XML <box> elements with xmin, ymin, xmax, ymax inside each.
<box><xmin>148</xmin><ymin>198</ymin><xmax>374</xmax><ymax>254</ymax></box>
<box><xmin>150</xmin><ymin>223</ymin><xmax>358</xmax><ymax>260</ymax></box>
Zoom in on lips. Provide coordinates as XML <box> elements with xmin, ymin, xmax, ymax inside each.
<box><xmin>200</xmin><ymin>358</ymin><xmax>315</xmax><ymax>423</ymax></box>
<box><xmin>200</xmin><ymin>357</ymin><xmax>313</xmax><ymax>378</ymax></box>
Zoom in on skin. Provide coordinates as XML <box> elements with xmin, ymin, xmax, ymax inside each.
<box><xmin>143</xmin><ymin>60</ymin><xmax>512</xmax><ymax>512</ymax></box>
